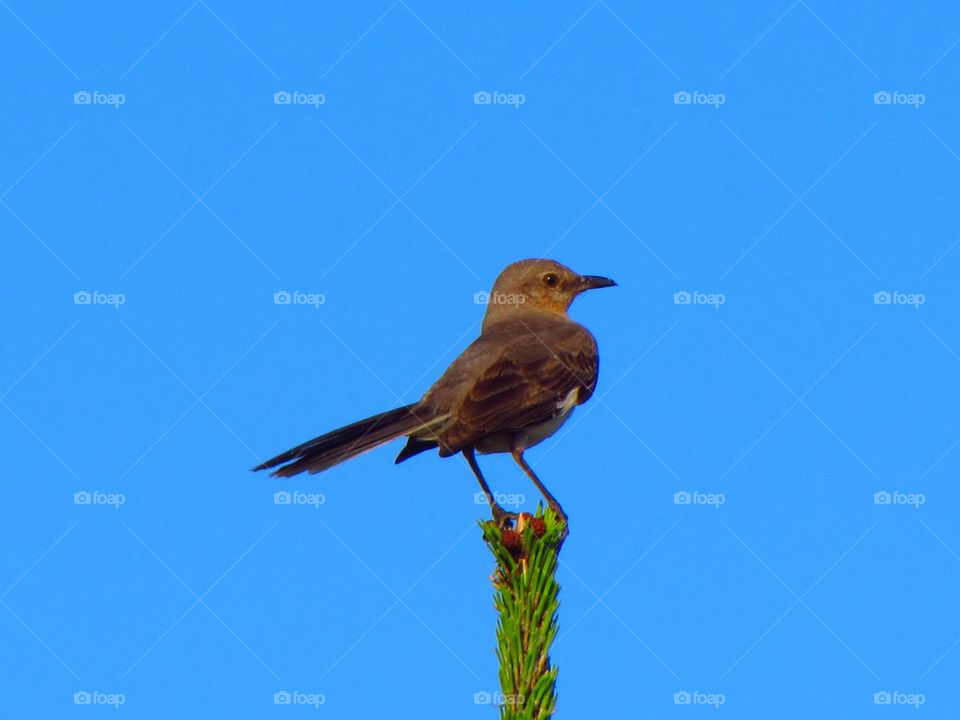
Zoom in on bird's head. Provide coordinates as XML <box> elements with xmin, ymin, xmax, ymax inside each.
<box><xmin>482</xmin><ymin>259</ymin><xmax>616</xmax><ymax>328</ymax></box>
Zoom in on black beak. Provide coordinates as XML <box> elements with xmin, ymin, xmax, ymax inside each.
<box><xmin>578</xmin><ymin>275</ymin><xmax>617</xmax><ymax>291</ymax></box>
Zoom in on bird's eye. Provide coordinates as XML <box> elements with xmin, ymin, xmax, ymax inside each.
<box><xmin>543</xmin><ymin>273</ymin><xmax>559</xmax><ymax>287</ymax></box>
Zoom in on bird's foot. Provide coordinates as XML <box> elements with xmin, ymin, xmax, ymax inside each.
<box><xmin>548</xmin><ymin>505</ymin><xmax>569</xmax><ymax>547</ymax></box>
<box><xmin>491</xmin><ymin>504</ymin><xmax>518</xmax><ymax>529</ymax></box>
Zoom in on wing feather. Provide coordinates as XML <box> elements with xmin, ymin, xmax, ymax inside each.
<box><xmin>438</xmin><ymin>328</ymin><xmax>598</xmax><ymax>453</ymax></box>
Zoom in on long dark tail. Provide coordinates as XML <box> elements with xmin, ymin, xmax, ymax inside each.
<box><xmin>252</xmin><ymin>404</ymin><xmax>439</xmax><ymax>477</ymax></box>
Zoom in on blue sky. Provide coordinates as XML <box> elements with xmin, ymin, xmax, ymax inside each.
<box><xmin>2</xmin><ymin>1</ymin><xmax>960</xmax><ymax>717</ymax></box>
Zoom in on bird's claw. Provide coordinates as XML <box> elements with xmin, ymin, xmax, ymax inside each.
<box><xmin>549</xmin><ymin>505</ymin><xmax>569</xmax><ymax>547</ymax></box>
<box><xmin>492</xmin><ymin>505</ymin><xmax>518</xmax><ymax>529</ymax></box>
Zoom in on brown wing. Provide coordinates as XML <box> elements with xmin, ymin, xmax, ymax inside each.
<box><xmin>438</xmin><ymin>329</ymin><xmax>598</xmax><ymax>454</ymax></box>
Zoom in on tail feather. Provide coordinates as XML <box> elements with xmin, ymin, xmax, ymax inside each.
<box><xmin>394</xmin><ymin>436</ymin><xmax>439</xmax><ymax>464</ymax></box>
<box><xmin>252</xmin><ymin>404</ymin><xmax>439</xmax><ymax>477</ymax></box>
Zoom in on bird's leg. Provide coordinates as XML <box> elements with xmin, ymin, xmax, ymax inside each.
<box><xmin>511</xmin><ymin>448</ymin><xmax>569</xmax><ymax>543</ymax></box>
<box><xmin>463</xmin><ymin>446</ymin><xmax>516</xmax><ymax>528</ymax></box>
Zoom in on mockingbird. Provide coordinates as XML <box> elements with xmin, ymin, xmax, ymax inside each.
<box><xmin>254</xmin><ymin>258</ymin><xmax>615</xmax><ymax>532</ymax></box>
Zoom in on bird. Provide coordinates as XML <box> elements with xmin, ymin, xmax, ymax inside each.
<box><xmin>253</xmin><ymin>258</ymin><xmax>616</xmax><ymax>535</ymax></box>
